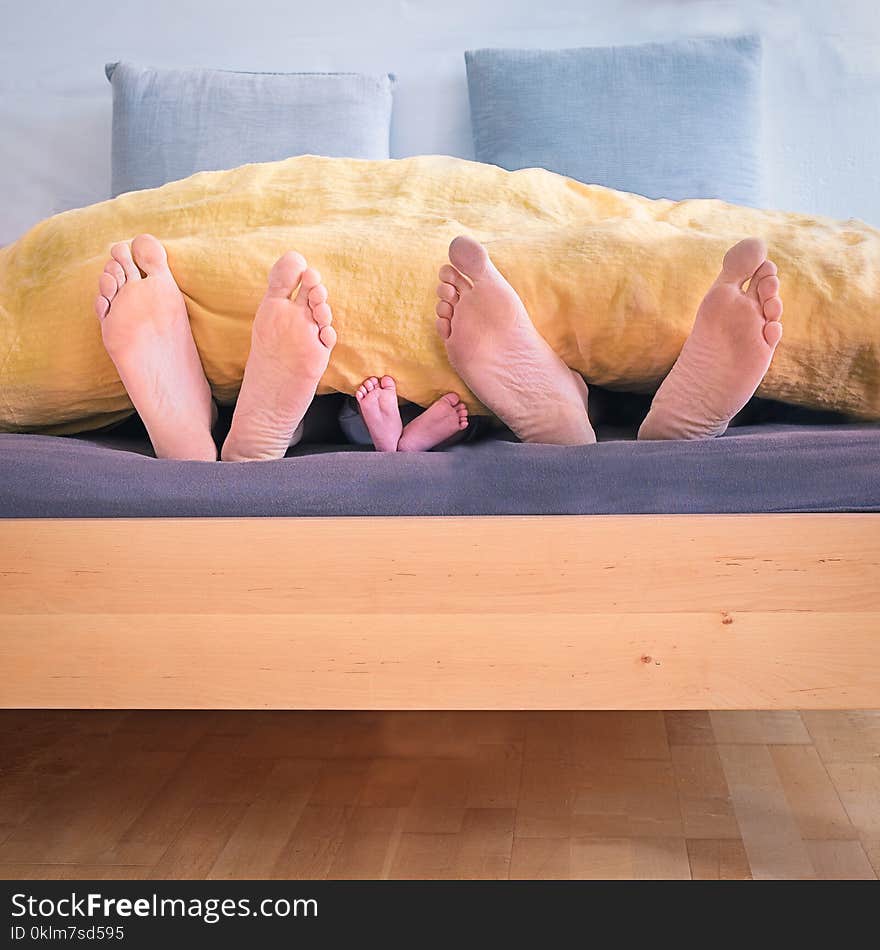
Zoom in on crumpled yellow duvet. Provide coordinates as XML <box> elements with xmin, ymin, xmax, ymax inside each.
<box><xmin>1</xmin><ymin>154</ymin><xmax>878</xmax><ymax>434</ymax></box>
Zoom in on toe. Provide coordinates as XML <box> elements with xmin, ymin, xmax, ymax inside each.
<box><xmin>308</xmin><ymin>284</ymin><xmax>328</xmax><ymax>307</ymax></box>
<box><xmin>436</xmin><ymin>316</ymin><xmax>452</xmax><ymax>340</ymax></box>
<box><xmin>266</xmin><ymin>251</ymin><xmax>307</xmax><ymax>299</ymax></box>
<box><xmin>295</xmin><ymin>267</ymin><xmax>323</xmax><ymax>307</ymax></box>
<box><xmin>757</xmin><ymin>274</ymin><xmax>780</xmax><ymax>306</ymax></box>
<box><xmin>436</xmin><ymin>281</ymin><xmax>459</xmax><ymax>303</ymax></box>
<box><xmin>449</xmin><ymin>235</ymin><xmax>493</xmax><ymax>282</ymax></box>
<box><xmin>94</xmin><ymin>295</ymin><xmax>110</xmax><ymax>321</ymax></box>
<box><xmin>438</xmin><ymin>264</ymin><xmax>470</xmax><ymax>295</ymax></box>
<box><xmin>747</xmin><ymin>260</ymin><xmax>777</xmax><ymax>300</ymax></box>
<box><xmin>365</xmin><ymin>377</ymin><xmax>378</xmax><ymax>391</ymax></box>
<box><xmin>131</xmin><ymin>234</ymin><xmax>169</xmax><ymax>276</ymax></box>
<box><xmin>98</xmin><ymin>272</ymin><xmax>118</xmax><ymax>302</ymax></box>
<box><xmin>380</xmin><ymin>376</ymin><xmax>396</xmax><ymax>391</ymax></box>
<box><xmin>763</xmin><ymin>319</ymin><xmax>783</xmax><ymax>347</ymax></box>
<box><xmin>441</xmin><ymin>392</ymin><xmax>459</xmax><ymax>406</ymax></box>
<box><xmin>436</xmin><ymin>300</ymin><xmax>454</xmax><ymax>320</ymax></box>
<box><xmin>110</xmin><ymin>242</ymin><xmax>141</xmax><ymax>282</ymax></box>
<box><xmin>719</xmin><ymin>237</ymin><xmax>768</xmax><ymax>288</ymax></box>
<box><xmin>312</xmin><ymin>301</ymin><xmax>332</xmax><ymax>328</ymax></box>
<box><xmin>318</xmin><ymin>324</ymin><xmax>336</xmax><ymax>349</ymax></box>
<box><xmin>763</xmin><ymin>296</ymin><xmax>783</xmax><ymax>321</ymax></box>
<box><xmin>105</xmin><ymin>260</ymin><xmax>126</xmax><ymax>286</ymax></box>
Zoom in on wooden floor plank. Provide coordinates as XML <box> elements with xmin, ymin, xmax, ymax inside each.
<box><xmin>770</xmin><ymin>745</ymin><xmax>858</xmax><ymax>841</ymax></box>
<box><xmin>801</xmin><ymin>711</ymin><xmax>880</xmax><ymax>764</ymax></box>
<box><xmin>710</xmin><ymin>711</ymin><xmax>812</xmax><ymax>745</ymax></box>
<box><xmin>664</xmin><ymin>711</ymin><xmax>715</xmax><ymax>746</ymax></box>
<box><xmin>206</xmin><ymin>759</ymin><xmax>323</xmax><ymax>879</ymax></box>
<box><xmin>687</xmin><ymin>839</ymin><xmax>752</xmax><ymax>880</ymax></box>
<box><xmin>671</xmin><ymin>745</ymin><xmax>740</xmax><ymax>839</ymax></box>
<box><xmin>824</xmin><ymin>762</ymin><xmax>880</xmax><ymax>837</ymax></box>
<box><xmin>151</xmin><ymin>803</ymin><xmax>249</xmax><ymax>879</ymax></box>
<box><xmin>569</xmin><ymin>837</ymin><xmax>690</xmax><ymax>880</ymax></box>
<box><xmin>716</xmin><ymin>744</ymin><xmax>816</xmax><ymax>880</ymax></box>
<box><xmin>805</xmin><ymin>841</ymin><xmax>877</xmax><ymax>880</ymax></box>
<box><xmin>0</xmin><ymin>864</ymin><xmax>154</xmax><ymax>880</ymax></box>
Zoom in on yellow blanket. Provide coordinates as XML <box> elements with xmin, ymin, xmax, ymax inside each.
<box><xmin>1</xmin><ymin>154</ymin><xmax>878</xmax><ymax>434</ymax></box>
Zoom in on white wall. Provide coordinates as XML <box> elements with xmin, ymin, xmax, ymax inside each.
<box><xmin>1</xmin><ymin>0</ymin><xmax>879</xmax><ymax>244</ymax></box>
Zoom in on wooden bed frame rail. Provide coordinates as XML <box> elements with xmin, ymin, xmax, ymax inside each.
<box><xmin>1</xmin><ymin>514</ymin><xmax>878</xmax><ymax>709</ymax></box>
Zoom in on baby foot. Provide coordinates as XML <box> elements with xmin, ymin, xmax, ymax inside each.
<box><xmin>95</xmin><ymin>234</ymin><xmax>217</xmax><ymax>461</ymax></box>
<box><xmin>638</xmin><ymin>238</ymin><xmax>784</xmax><ymax>440</ymax></box>
<box><xmin>436</xmin><ymin>236</ymin><xmax>595</xmax><ymax>445</ymax></box>
<box><xmin>398</xmin><ymin>393</ymin><xmax>469</xmax><ymax>452</ymax></box>
<box><xmin>221</xmin><ymin>252</ymin><xmax>336</xmax><ymax>462</ymax></box>
<box><xmin>356</xmin><ymin>375</ymin><xmax>403</xmax><ymax>452</ymax></box>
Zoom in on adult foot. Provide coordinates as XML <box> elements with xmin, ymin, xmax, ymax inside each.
<box><xmin>638</xmin><ymin>238</ymin><xmax>784</xmax><ymax>441</ymax></box>
<box><xmin>95</xmin><ymin>234</ymin><xmax>217</xmax><ymax>461</ymax></box>
<box><xmin>221</xmin><ymin>252</ymin><xmax>336</xmax><ymax>462</ymax></box>
<box><xmin>398</xmin><ymin>393</ymin><xmax>468</xmax><ymax>452</ymax></box>
<box><xmin>435</xmin><ymin>236</ymin><xmax>595</xmax><ymax>445</ymax></box>
<box><xmin>356</xmin><ymin>375</ymin><xmax>403</xmax><ymax>452</ymax></box>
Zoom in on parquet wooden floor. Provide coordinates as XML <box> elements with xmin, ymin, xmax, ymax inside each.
<box><xmin>1</xmin><ymin>710</ymin><xmax>877</xmax><ymax>879</ymax></box>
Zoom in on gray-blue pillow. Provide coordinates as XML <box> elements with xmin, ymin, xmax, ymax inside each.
<box><xmin>465</xmin><ymin>36</ymin><xmax>762</xmax><ymax>206</ymax></box>
<box><xmin>106</xmin><ymin>62</ymin><xmax>394</xmax><ymax>196</ymax></box>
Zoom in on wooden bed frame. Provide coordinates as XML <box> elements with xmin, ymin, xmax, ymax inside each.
<box><xmin>1</xmin><ymin>514</ymin><xmax>878</xmax><ymax>710</ymax></box>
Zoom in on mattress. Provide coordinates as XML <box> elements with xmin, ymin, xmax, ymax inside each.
<box><xmin>0</xmin><ymin>398</ymin><xmax>877</xmax><ymax>517</ymax></box>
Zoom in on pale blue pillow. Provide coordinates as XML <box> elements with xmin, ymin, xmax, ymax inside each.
<box><xmin>106</xmin><ymin>62</ymin><xmax>394</xmax><ymax>196</ymax></box>
<box><xmin>465</xmin><ymin>36</ymin><xmax>762</xmax><ymax>206</ymax></box>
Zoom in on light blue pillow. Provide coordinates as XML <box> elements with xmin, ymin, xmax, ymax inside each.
<box><xmin>465</xmin><ymin>36</ymin><xmax>762</xmax><ymax>206</ymax></box>
<box><xmin>106</xmin><ymin>62</ymin><xmax>394</xmax><ymax>196</ymax></box>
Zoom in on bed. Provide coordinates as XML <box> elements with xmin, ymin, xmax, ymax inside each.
<box><xmin>2</xmin><ymin>43</ymin><xmax>879</xmax><ymax>713</ymax></box>
<box><xmin>2</xmin><ymin>399</ymin><xmax>878</xmax><ymax>711</ymax></box>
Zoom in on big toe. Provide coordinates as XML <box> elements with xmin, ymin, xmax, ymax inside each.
<box><xmin>719</xmin><ymin>237</ymin><xmax>768</xmax><ymax>287</ymax></box>
<box><xmin>380</xmin><ymin>375</ymin><xmax>397</xmax><ymax>392</ymax></box>
<box><xmin>131</xmin><ymin>234</ymin><xmax>169</xmax><ymax>276</ymax></box>
<box><xmin>266</xmin><ymin>251</ymin><xmax>307</xmax><ymax>299</ymax></box>
<box><xmin>449</xmin><ymin>235</ymin><xmax>492</xmax><ymax>282</ymax></box>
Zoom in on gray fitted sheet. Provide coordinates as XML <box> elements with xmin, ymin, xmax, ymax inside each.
<box><xmin>0</xmin><ymin>412</ymin><xmax>877</xmax><ymax>517</ymax></box>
